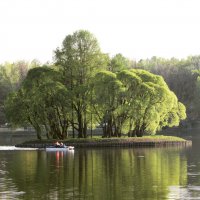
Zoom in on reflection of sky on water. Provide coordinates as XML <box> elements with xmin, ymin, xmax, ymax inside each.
<box><xmin>168</xmin><ymin>186</ymin><xmax>200</xmax><ymax>200</ymax></box>
<box><xmin>168</xmin><ymin>160</ymin><xmax>200</xmax><ymax>200</ymax></box>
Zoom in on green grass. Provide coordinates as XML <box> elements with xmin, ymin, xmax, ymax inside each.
<box><xmin>22</xmin><ymin>135</ymin><xmax>186</xmax><ymax>145</ymax></box>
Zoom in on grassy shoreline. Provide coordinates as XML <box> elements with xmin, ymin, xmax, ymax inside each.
<box><xmin>15</xmin><ymin>135</ymin><xmax>192</xmax><ymax>148</ymax></box>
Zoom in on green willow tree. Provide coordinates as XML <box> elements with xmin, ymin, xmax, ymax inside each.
<box><xmin>136</xmin><ymin>56</ymin><xmax>199</xmax><ymax>123</ymax></box>
<box><xmin>92</xmin><ymin>69</ymin><xmax>186</xmax><ymax>137</ymax></box>
<box><xmin>5</xmin><ymin>66</ymin><xmax>70</xmax><ymax>140</ymax></box>
<box><xmin>54</xmin><ymin>30</ymin><xmax>108</xmax><ymax>138</ymax></box>
<box><xmin>91</xmin><ymin>71</ymin><xmax>125</xmax><ymax>137</ymax></box>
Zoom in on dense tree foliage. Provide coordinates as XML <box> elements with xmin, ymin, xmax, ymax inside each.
<box><xmin>0</xmin><ymin>60</ymin><xmax>39</xmax><ymax>124</ymax></box>
<box><xmin>4</xmin><ymin>30</ymin><xmax>189</xmax><ymax>138</ymax></box>
<box><xmin>5</xmin><ymin>66</ymin><xmax>70</xmax><ymax>139</ymax></box>
<box><xmin>92</xmin><ymin>69</ymin><xmax>186</xmax><ymax>137</ymax></box>
<box><xmin>136</xmin><ymin>56</ymin><xmax>200</xmax><ymax>123</ymax></box>
<box><xmin>109</xmin><ymin>53</ymin><xmax>131</xmax><ymax>72</ymax></box>
<box><xmin>54</xmin><ymin>30</ymin><xmax>108</xmax><ymax>138</ymax></box>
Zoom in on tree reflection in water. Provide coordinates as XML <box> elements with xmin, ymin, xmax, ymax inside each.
<box><xmin>0</xmin><ymin>147</ymin><xmax>189</xmax><ymax>199</ymax></box>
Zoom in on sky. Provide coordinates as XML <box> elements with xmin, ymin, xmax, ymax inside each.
<box><xmin>0</xmin><ymin>0</ymin><xmax>200</xmax><ymax>63</ymax></box>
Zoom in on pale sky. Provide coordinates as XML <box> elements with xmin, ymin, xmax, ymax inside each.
<box><xmin>0</xmin><ymin>0</ymin><xmax>200</xmax><ymax>63</ymax></box>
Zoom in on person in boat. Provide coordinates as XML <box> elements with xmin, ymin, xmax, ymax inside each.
<box><xmin>55</xmin><ymin>141</ymin><xmax>60</xmax><ymax>147</ymax></box>
<box><xmin>60</xmin><ymin>142</ymin><xmax>66</xmax><ymax>148</ymax></box>
<box><xmin>60</xmin><ymin>142</ymin><xmax>64</xmax><ymax>147</ymax></box>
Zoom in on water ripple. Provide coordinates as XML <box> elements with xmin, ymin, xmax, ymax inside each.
<box><xmin>0</xmin><ymin>146</ymin><xmax>38</xmax><ymax>151</ymax></box>
<box><xmin>168</xmin><ymin>185</ymin><xmax>200</xmax><ymax>200</ymax></box>
<box><xmin>188</xmin><ymin>172</ymin><xmax>200</xmax><ymax>176</ymax></box>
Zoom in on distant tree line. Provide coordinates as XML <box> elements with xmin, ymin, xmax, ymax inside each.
<box><xmin>2</xmin><ymin>30</ymin><xmax>190</xmax><ymax>139</ymax></box>
<box><xmin>0</xmin><ymin>60</ymin><xmax>40</xmax><ymax>124</ymax></box>
<box><xmin>136</xmin><ymin>56</ymin><xmax>200</xmax><ymax>123</ymax></box>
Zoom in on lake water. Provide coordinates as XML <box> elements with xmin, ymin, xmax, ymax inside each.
<box><xmin>0</xmin><ymin>134</ymin><xmax>200</xmax><ymax>199</ymax></box>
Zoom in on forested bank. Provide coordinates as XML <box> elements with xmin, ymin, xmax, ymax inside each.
<box><xmin>1</xmin><ymin>30</ymin><xmax>199</xmax><ymax>139</ymax></box>
<box><xmin>0</xmin><ymin>60</ymin><xmax>40</xmax><ymax>124</ymax></box>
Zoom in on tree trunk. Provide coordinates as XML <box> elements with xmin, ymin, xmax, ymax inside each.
<box><xmin>131</xmin><ymin>130</ymin><xmax>136</xmax><ymax>137</ymax></box>
<box><xmin>83</xmin><ymin>122</ymin><xmax>87</xmax><ymax>138</ymax></box>
<box><xmin>83</xmin><ymin>111</ymin><xmax>87</xmax><ymax>138</ymax></box>
<box><xmin>136</xmin><ymin>129</ymin><xmax>143</xmax><ymax>137</ymax></box>
<box><xmin>35</xmin><ymin>124</ymin><xmax>42</xmax><ymax>140</ymax></box>
<box><xmin>77</xmin><ymin>112</ymin><xmax>83</xmax><ymax>138</ymax></box>
<box><xmin>44</xmin><ymin>124</ymin><xmax>50</xmax><ymax>139</ymax></box>
<box><xmin>28</xmin><ymin>118</ymin><xmax>42</xmax><ymax>140</ymax></box>
<box><xmin>102</xmin><ymin>125</ymin><xmax>107</xmax><ymax>137</ymax></box>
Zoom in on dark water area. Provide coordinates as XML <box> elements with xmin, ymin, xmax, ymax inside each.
<box><xmin>0</xmin><ymin>131</ymin><xmax>200</xmax><ymax>199</ymax></box>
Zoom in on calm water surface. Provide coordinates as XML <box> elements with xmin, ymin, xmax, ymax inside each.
<box><xmin>0</xmin><ymin>136</ymin><xmax>200</xmax><ymax>199</ymax></box>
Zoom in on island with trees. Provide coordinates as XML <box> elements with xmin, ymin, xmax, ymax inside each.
<box><xmin>0</xmin><ymin>30</ymin><xmax>194</xmax><ymax>147</ymax></box>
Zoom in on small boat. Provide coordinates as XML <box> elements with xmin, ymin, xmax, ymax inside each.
<box><xmin>46</xmin><ymin>145</ymin><xmax>74</xmax><ymax>151</ymax></box>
